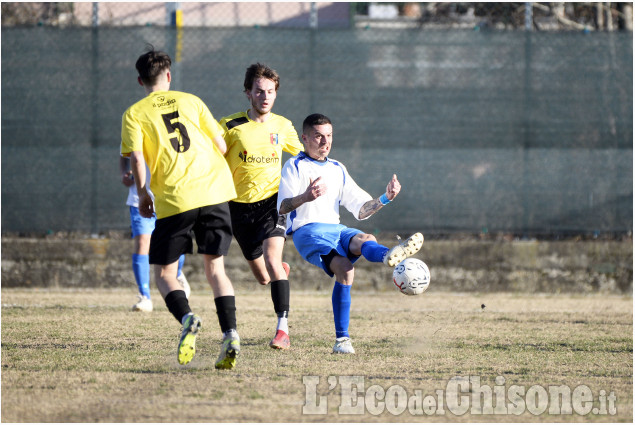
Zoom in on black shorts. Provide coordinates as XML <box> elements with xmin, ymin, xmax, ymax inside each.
<box><xmin>149</xmin><ymin>203</ymin><xmax>233</xmax><ymax>265</ymax></box>
<box><xmin>229</xmin><ymin>193</ymin><xmax>286</xmax><ymax>261</ymax></box>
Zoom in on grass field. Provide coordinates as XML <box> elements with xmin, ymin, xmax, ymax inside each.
<box><xmin>1</xmin><ymin>288</ymin><xmax>632</xmax><ymax>422</ymax></box>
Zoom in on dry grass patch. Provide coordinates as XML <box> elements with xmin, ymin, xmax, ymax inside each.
<box><xmin>1</xmin><ymin>288</ymin><xmax>632</xmax><ymax>422</ymax></box>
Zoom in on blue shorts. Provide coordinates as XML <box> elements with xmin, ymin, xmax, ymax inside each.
<box><xmin>292</xmin><ymin>223</ymin><xmax>363</xmax><ymax>277</ymax></box>
<box><xmin>129</xmin><ymin>206</ymin><xmax>156</xmax><ymax>238</ymax></box>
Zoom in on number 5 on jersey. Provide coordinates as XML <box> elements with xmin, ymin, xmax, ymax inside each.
<box><xmin>162</xmin><ymin>111</ymin><xmax>190</xmax><ymax>153</ymax></box>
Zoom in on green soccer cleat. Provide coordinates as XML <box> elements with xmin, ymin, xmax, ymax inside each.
<box><xmin>177</xmin><ymin>314</ymin><xmax>201</xmax><ymax>365</ymax></box>
<box><xmin>215</xmin><ymin>329</ymin><xmax>240</xmax><ymax>369</ymax></box>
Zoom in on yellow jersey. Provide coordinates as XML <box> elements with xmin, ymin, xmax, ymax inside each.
<box><xmin>120</xmin><ymin>90</ymin><xmax>237</xmax><ymax>219</ymax></box>
<box><xmin>220</xmin><ymin>111</ymin><xmax>303</xmax><ymax>203</ymax></box>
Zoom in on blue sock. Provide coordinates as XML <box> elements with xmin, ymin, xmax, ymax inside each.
<box><xmin>177</xmin><ymin>254</ymin><xmax>185</xmax><ymax>277</ymax></box>
<box><xmin>332</xmin><ymin>281</ymin><xmax>351</xmax><ymax>338</ymax></box>
<box><xmin>360</xmin><ymin>240</ymin><xmax>389</xmax><ymax>263</ymax></box>
<box><xmin>132</xmin><ymin>254</ymin><xmax>151</xmax><ymax>298</ymax></box>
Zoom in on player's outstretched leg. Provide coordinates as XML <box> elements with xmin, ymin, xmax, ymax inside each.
<box><xmin>215</xmin><ymin>329</ymin><xmax>241</xmax><ymax>369</ymax></box>
<box><xmin>383</xmin><ymin>232</ymin><xmax>424</xmax><ymax>267</ymax></box>
<box><xmin>178</xmin><ymin>313</ymin><xmax>202</xmax><ymax>365</ymax></box>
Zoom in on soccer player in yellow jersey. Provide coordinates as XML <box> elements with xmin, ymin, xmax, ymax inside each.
<box><xmin>120</xmin><ymin>48</ymin><xmax>240</xmax><ymax>369</ymax></box>
<box><xmin>220</xmin><ymin>63</ymin><xmax>304</xmax><ymax>350</ymax></box>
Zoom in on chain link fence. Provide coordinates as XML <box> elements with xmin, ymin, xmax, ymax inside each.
<box><xmin>2</xmin><ymin>3</ymin><xmax>633</xmax><ymax>30</ymax></box>
<box><xmin>2</xmin><ymin>2</ymin><xmax>632</xmax><ymax>236</ymax></box>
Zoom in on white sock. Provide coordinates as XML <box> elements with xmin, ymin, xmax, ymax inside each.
<box><xmin>277</xmin><ymin>316</ymin><xmax>288</xmax><ymax>334</ymax></box>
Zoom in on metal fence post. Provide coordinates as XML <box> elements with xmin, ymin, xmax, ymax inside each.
<box><xmin>308</xmin><ymin>3</ymin><xmax>318</xmax><ymax>113</ymax></box>
<box><xmin>90</xmin><ymin>5</ymin><xmax>100</xmax><ymax>236</ymax></box>
<box><xmin>309</xmin><ymin>2</ymin><xmax>318</xmax><ymax>29</ymax></box>
<box><xmin>525</xmin><ymin>2</ymin><xmax>533</xmax><ymax>31</ymax></box>
<box><xmin>169</xmin><ymin>2</ymin><xmax>183</xmax><ymax>91</ymax></box>
<box><xmin>92</xmin><ymin>2</ymin><xmax>99</xmax><ymax>27</ymax></box>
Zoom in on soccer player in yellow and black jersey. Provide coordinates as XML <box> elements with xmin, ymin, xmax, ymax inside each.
<box><xmin>220</xmin><ymin>63</ymin><xmax>303</xmax><ymax>350</ymax></box>
<box><xmin>120</xmin><ymin>48</ymin><xmax>240</xmax><ymax>369</ymax></box>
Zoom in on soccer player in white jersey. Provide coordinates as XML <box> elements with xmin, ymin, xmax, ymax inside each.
<box><xmin>119</xmin><ymin>157</ymin><xmax>190</xmax><ymax>312</ymax></box>
<box><xmin>277</xmin><ymin>113</ymin><xmax>424</xmax><ymax>354</ymax></box>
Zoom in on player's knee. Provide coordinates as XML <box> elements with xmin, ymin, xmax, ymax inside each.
<box><xmin>338</xmin><ymin>268</ymin><xmax>355</xmax><ymax>286</ymax></box>
<box><xmin>356</xmin><ymin>233</ymin><xmax>376</xmax><ymax>243</ymax></box>
<box><xmin>349</xmin><ymin>233</ymin><xmax>377</xmax><ymax>255</ymax></box>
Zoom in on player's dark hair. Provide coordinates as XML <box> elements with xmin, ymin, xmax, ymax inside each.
<box><xmin>135</xmin><ymin>46</ymin><xmax>171</xmax><ymax>86</ymax></box>
<box><xmin>302</xmin><ymin>113</ymin><xmax>332</xmax><ymax>134</ymax></box>
<box><xmin>244</xmin><ymin>63</ymin><xmax>280</xmax><ymax>92</ymax></box>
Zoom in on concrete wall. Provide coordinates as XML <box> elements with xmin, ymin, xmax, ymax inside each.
<box><xmin>2</xmin><ymin>237</ymin><xmax>631</xmax><ymax>294</ymax></box>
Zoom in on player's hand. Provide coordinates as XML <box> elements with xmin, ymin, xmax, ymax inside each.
<box><xmin>304</xmin><ymin>177</ymin><xmax>327</xmax><ymax>202</ymax></box>
<box><xmin>385</xmin><ymin>174</ymin><xmax>400</xmax><ymax>201</ymax></box>
<box><xmin>138</xmin><ymin>191</ymin><xmax>155</xmax><ymax>218</ymax></box>
<box><xmin>121</xmin><ymin>171</ymin><xmax>134</xmax><ymax>187</ymax></box>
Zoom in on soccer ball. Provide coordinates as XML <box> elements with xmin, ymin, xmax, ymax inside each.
<box><xmin>393</xmin><ymin>258</ymin><xmax>430</xmax><ymax>296</ymax></box>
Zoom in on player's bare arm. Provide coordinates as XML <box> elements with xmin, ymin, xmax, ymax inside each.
<box><xmin>130</xmin><ymin>151</ymin><xmax>154</xmax><ymax>218</ymax></box>
<box><xmin>212</xmin><ymin>134</ymin><xmax>228</xmax><ymax>155</ymax></box>
<box><xmin>358</xmin><ymin>174</ymin><xmax>400</xmax><ymax>220</ymax></box>
<box><xmin>119</xmin><ymin>156</ymin><xmax>134</xmax><ymax>187</ymax></box>
<box><xmin>358</xmin><ymin>198</ymin><xmax>384</xmax><ymax>220</ymax></box>
<box><xmin>279</xmin><ymin>177</ymin><xmax>326</xmax><ymax>214</ymax></box>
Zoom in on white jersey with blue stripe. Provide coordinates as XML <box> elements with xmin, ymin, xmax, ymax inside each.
<box><xmin>277</xmin><ymin>152</ymin><xmax>373</xmax><ymax>234</ymax></box>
